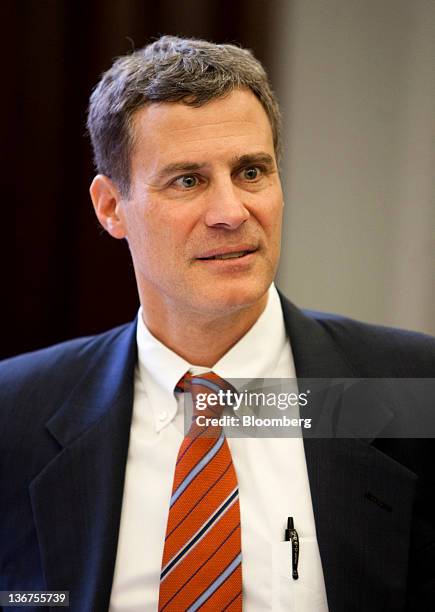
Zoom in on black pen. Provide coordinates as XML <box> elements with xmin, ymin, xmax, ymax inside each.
<box><xmin>285</xmin><ymin>517</ymin><xmax>299</xmax><ymax>579</ymax></box>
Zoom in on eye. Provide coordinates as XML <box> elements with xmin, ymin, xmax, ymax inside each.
<box><xmin>241</xmin><ymin>166</ymin><xmax>261</xmax><ymax>181</ymax></box>
<box><xmin>173</xmin><ymin>174</ymin><xmax>199</xmax><ymax>189</ymax></box>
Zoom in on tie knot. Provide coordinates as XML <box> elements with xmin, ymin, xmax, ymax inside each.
<box><xmin>175</xmin><ymin>371</ymin><xmax>236</xmax><ymax>418</ymax></box>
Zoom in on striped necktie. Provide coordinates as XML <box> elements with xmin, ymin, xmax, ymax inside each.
<box><xmin>158</xmin><ymin>372</ymin><xmax>243</xmax><ymax>611</ymax></box>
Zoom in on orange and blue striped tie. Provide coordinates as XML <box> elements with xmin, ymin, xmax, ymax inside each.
<box><xmin>158</xmin><ymin>372</ymin><xmax>243</xmax><ymax>611</ymax></box>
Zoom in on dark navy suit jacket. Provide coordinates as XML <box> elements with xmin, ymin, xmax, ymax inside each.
<box><xmin>1</xmin><ymin>294</ymin><xmax>435</xmax><ymax>611</ymax></box>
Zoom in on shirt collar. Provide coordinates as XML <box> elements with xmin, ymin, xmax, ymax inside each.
<box><xmin>136</xmin><ymin>284</ymin><xmax>288</xmax><ymax>429</ymax></box>
<box><xmin>136</xmin><ymin>314</ymin><xmax>190</xmax><ymax>401</ymax></box>
<box><xmin>211</xmin><ymin>284</ymin><xmax>288</xmax><ymax>382</ymax></box>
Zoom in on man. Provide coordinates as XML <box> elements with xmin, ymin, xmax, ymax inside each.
<box><xmin>1</xmin><ymin>35</ymin><xmax>434</xmax><ymax>612</ymax></box>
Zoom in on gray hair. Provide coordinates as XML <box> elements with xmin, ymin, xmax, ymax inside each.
<box><xmin>87</xmin><ymin>35</ymin><xmax>282</xmax><ymax>196</ymax></box>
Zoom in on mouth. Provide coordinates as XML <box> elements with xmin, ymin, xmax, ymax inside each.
<box><xmin>196</xmin><ymin>248</ymin><xmax>258</xmax><ymax>261</ymax></box>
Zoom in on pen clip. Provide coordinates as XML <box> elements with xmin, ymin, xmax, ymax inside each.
<box><xmin>285</xmin><ymin>517</ymin><xmax>299</xmax><ymax>580</ymax></box>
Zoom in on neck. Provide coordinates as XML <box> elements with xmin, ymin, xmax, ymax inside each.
<box><xmin>140</xmin><ymin>294</ymin><xmax>268</xmax><ymax>367</ymax></box>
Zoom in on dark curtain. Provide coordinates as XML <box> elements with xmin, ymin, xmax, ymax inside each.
<box><xmin>2</xmin><ymin>0</ymin><xmax>275</xmax><ymax>359</ymax></box>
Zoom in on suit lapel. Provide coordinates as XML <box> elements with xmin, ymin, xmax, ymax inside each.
<box><xmin>29</xmin><ymin>322</ymin><xmax>137</xmax><ymax>612</ymax></box>
<box><xmin>279</xmin><ymin>294</ymin><xmax>416</xmax><ymax>611</ymax></box>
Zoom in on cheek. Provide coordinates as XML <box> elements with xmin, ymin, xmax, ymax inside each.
<box><xmin>128</xmin><ymin>211</ymin><xmax>192</xmax><ymax>266</ymax></box>
<box><xmin>259</xmin><ymin>198</ymin><xmax>283</xmax><ymax>238</ymax></box>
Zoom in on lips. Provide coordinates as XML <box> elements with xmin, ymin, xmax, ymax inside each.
<box><xmin>196</xmin><ymin>246</ymin><xmax>258</xmax><ymax>261</ymax></box>
<box><xmin>198</xmin><ymin>250</ymin><xmax>252</xmax><ymax>261</ymax></box>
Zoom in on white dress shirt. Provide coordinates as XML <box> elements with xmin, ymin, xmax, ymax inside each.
<box><xmin>109</xmin><ymin>285</ymin><xmax>328</xmax><ymax>611</ymax></box>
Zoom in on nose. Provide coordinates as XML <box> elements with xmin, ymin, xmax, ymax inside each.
<box><xmin>204</xmin><ymin>179</ymin><xmax>250</xmax><ymax>230</ymax></box>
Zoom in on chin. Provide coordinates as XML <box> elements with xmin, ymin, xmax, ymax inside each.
<box><xmin>194</xmin><ymin>282</ymin><xmax>270</xmax><ymax>315</ymax></box>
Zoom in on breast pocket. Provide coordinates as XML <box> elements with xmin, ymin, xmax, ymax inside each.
<box><xmin>273</xmin><ymin>539</ymin><xmax>329</xmax><ymax>611</ymax></box>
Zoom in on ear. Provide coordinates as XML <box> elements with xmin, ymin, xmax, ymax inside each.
<box><xmin>89</xmin><ymin>174</ymin><xmax>127</xmax><ymax>239</ymax></box>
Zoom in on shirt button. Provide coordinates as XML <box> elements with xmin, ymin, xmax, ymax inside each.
<box><xmin>158</xmin><ymin>411</ymin><xmax>168</xmax><ymax>421</ymax></box>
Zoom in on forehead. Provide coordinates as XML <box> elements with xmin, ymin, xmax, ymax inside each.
<box><xmin>129</xmin><ymin>89</ymin><xmax>275</xmax><ymax>170</ymax></box>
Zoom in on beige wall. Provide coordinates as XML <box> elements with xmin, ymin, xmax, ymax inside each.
<box><xmin>271</xmin><ymin>0</ymin><xmax>435</xmax><ymax>335</ymax></box>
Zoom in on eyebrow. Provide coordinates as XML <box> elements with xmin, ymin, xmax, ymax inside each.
<box><xmin>154</xmin><ymin>152</ymin><xmax>275</xmax><ymax>181</ymax></box>
<box><xmin>155</xmin><ymin>162</ymin><xmax>203</xmax><ymax>181</ymax></box>
<box><xmin>233</xmin><ymin>153</ymin><xmax>275</xmax><ymax>168</ymax></box>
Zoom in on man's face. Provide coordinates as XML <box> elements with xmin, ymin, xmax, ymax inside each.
<box><xmin>115</xmin><ymin>88</ymin><xmax>283</xmax><ymax>320</ymax></box>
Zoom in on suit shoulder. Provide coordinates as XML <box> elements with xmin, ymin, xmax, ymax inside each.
<box><xmin>304</xmin><ymin>309</ymin><xmax>435</xmax><ymax>376</ymax></box>
<box><xmin>0</xmin><ymin>322</ymin><xmax>134</xmax><ymax>390</ymax></box>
